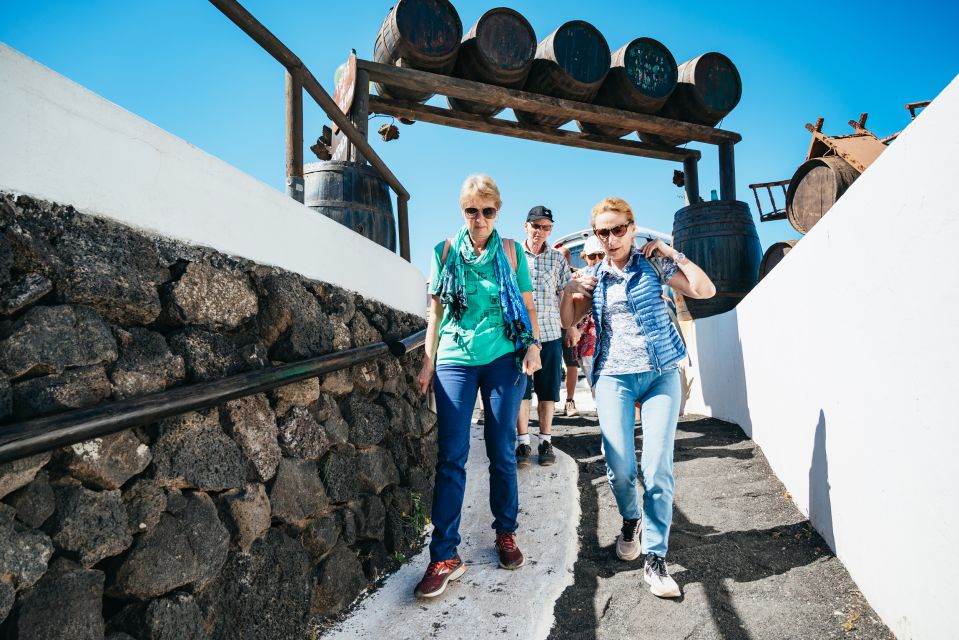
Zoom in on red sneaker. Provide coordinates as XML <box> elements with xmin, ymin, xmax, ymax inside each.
<box><xmin>413</xmin><ymin>556</ymin><xmax>466</xmax><ymax>599</ymax></box>
<box><xmin>495</xmin><ymin>532</ymin><xmax>526</xmax><ymax>570</ymax></box>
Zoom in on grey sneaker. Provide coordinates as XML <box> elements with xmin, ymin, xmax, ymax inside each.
<box><xmin>564</xmin><ymin>399</ymin><xmax>578</xmax><ymax>417</ymax></box>
<box><xmin>615</xmin><ymin>518</ymin><xmax>641</xmax><ymax>561</ymax></box>
<box><xmin>516</xmin><ymin>443</ymin><xmax>532</xmax><ymax>468</ymax></box>
<box><xmin>644</xmin><ymin>553</ymin><xmax>681</xmax><ymax>598</ymax></box>
<box><xmin>538</xmin><ymin>440</ymin><xmax>556</xmax><ymax>466</ymax></box>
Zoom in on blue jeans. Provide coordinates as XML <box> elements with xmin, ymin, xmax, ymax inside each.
<box><xmin>430</xmin><ymin>353</ymin><xmax>525</xmax><ymax>561</ymax></box>
<box><xmin>594</xmin><ymin>368</ymin><xmax>681</xmax><ymax>557</ymax></box>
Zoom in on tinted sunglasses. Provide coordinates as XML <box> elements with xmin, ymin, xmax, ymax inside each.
<box><xmin>529</xmin><ymin>222</ymin><xmax>553</xmax><ymax>232</ymax></box>
<box><xmin>584</xmin><ymin>252</ymin><xmax>605</xmax><ymax>260</ymax></box>
<box><xmin>464</xmin><ymin>207</ymin><xmax>498</xmax><ymax>219</ymax></box>
<box><xmin>592</xmin><ymin>224</ymin><xmax>631</xmax><ymax>240</ymax></box>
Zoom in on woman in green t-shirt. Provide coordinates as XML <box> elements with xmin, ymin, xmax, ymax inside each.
<box><xmin>413</xmin><ymin>175</ymin><xmax>542</xmax><ymax>599</ymax></box>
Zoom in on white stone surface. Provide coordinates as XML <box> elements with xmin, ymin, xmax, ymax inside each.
<box><xmin>0</xmin><ymin>44</ymin><xmax>425</xmax><ymax>316</ymax></box>
<box><xmin>681</xmin><ymin>75</ymin><xmax>959</xmax><ymax>640</ymax></box>
<box><xmin>327</xmin><ymin>418</ymin><xmax>580</xmax><ymax>640</ymax></box>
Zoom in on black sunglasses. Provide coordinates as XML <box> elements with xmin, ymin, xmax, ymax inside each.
<box><xmin>584</xmin><ymin>252</ymin><xmax>605</xmax><ymax>260</ymax></box>
<box><xmin>592</xmin><ymin>224</ymin><xmax>631</xmax><ymax>240</ymax></box>
<box><xmin>464</xmin><ymin>207</ymin><xmax>498</xmax><ymax>219</ymax></box>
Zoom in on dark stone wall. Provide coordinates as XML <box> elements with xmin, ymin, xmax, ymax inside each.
<box><xmin>0</xmin><ymin>193</ymin><xmax>435</xmax><ymax>639</ymax></box>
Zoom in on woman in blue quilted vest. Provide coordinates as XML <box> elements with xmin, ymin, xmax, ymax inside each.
<box><xmin>560</xmin><ymin>197</ymin><xmax>715</xmax><ymax>599</ymax></box>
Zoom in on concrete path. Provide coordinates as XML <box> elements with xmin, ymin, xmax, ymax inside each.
<box><xmin>548</xmin><ymin>391</ymin><xmax>894</xmax><ymax>640</ymax></box>
<box><xmin>326</xmin><ymin>380</ymin><xmax>894</xmax><ymax>639</ymax></box>
<box><xmin>325</xmin><ymin>407</ymin><xmax>580</xmax><ymax>640</ymax></box>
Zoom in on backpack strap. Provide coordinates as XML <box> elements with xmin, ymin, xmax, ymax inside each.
<box><xmin>502</xmin><ymin>238</ymin><xmax>518</xmax><ymax>272</ymax></box>
<box><xmin>440</xmin><ymin>238</ymin><xmax>452</xmax><ymax>266</ymax></box>
<box><xmin>647</xmin><ymin>256</ymin><xmax>688</xmax><ymax>352</ymax></box>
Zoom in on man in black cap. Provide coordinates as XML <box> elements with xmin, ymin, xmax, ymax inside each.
<box><xmin>516</xmin><ymin>205</ymin><xmax>571</xmax><ymax>466</ymax></box>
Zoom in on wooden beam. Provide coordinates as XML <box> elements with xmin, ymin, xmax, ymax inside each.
<box><xmin>719</xmin><ymin>141</ymin><xmax>736</xmax><ymax>201</ymax></box>
<box><xmin>397</xmin><ymin>196</ymin><xmax>410</xmax><ymax>262</ymax></box>
<box><xmin>350</xmin><ymin>68</ymin><xmax>370</xmax><ymax>164</ymax></box>
<box><xmin>285</xmin><ymin>68</ymin><xmax>304</xmax><ymax>203</ymax></box>
<box><xmin>370</xmin><ymin>97</ymin><xmax>700</xmax><ymax>163</ymax></box>
<box><xmin>358</xmin><ymin>59</ymin><xmax>741</xmax><ymax>146</ymax></box>
<box><xmin>683</xmin><ymin>156</ymin><xmax>701</xmax><ymax>204</ymax></box>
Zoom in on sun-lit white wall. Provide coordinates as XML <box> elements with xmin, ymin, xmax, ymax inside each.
<box><xmin>0</xmin><ymin>43</ymin><xmax>425</xmax><ymax>316</ymax></box>
<box><xmin>682</xmin><ymin>75</ymin><xmax>959</xmax><ymax>640</ymax></box>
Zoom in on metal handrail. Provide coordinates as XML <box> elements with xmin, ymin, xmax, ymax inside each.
<box><xmin>208</xmin><ymin>0</ymin><xmax>412</xmax><ymax>260</ymax></box>
<box><xmin>0</xmin><ymin>329</ymin><xmax>426</xmax><ymax>465</ymax></box>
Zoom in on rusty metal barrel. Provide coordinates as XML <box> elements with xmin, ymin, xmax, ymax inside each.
<box><xmin>304</xmin><ymin>162</ymin><xmax>396</xmax><ymax>252</ymax></box>
<box><xmin>514</xmin><ymin>21</ymin><xmax>610</xmax><ymax>127</ymax></box>
<box><xmin>759</xmin><ymin>240</ymin><xmax>799</xmax><ymax>280</ymax></box>
<box><xmin>672</xmin><ymin>200</ymin><xmax>761</xmax><ymax>319</ymax></box>
<box><xmin>577</xmin><ymin>37</ymin><xmax>678</xmax><ymax>138</ymax></box>
<box><xmin>640</xmin><ymin>52</ymin><xmax>742</xmax><ymax>146</ymax></box>
<box><xmin>785</xmin><ymin>156</ymin><xmax>861</xmax><ymax>234</ymax></box>
<box><xmin>447</xmin><ymin>8</ymin><xmax>536</xmax><ymax>116</ymax></box>
<box><xmin>373</xmin><ymin>0</ymin><xmax>463</xmax><ymax>103</ymax></box>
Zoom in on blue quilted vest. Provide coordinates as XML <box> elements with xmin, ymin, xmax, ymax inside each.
<box><xmin>586</xmin><ymin>253</ymin><xmax>687</xmax><ymax>384</ymax></box>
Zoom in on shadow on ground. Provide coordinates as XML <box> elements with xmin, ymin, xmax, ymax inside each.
<box><xmin>545</xmin><ymin>412</ymin><xmax>892</xmax><ymax>640</ymax></box>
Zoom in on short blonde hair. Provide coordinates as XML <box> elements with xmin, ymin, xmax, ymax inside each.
<box><xmin>460</xmin><ymin>174</ymin><xmax>502</xmax><ymax>210</ymax></box>
<box><xmin>590</xmin><ymin>197</ymin><xmax>635</xmax><ymax>226</ymax></box>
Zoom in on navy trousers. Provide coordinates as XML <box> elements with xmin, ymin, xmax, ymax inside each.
<box><xmin>430</xmin><ymin>353</ymin><xmax>524</xmax><ymax>561</ymax></box>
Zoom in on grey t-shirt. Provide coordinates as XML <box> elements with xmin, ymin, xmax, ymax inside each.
<box><xmin>594</xmin><ymin>253</ymin><xmax>679</xmax><ymax>376</ymax></box>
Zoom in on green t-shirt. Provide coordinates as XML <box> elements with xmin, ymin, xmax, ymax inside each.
<box><xmin>428</xmin><ymin>240</ymin><xmax>533</xmax><ymax>366</ymax></box>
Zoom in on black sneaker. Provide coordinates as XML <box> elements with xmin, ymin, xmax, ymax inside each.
<box><xmin>643</xmin><ymin>553</ymin><xmax>681</xmax><ymax>598</ymax></box>
<box><xmin>538</xmin><ymin>440</ymin><xmax>556</xmax><ymax>466</ymax></box>
<box><xmin>615</xmin><ymin>518</ymin><xmax>641</xmax><ymax>561</ymax></box>
<box><xmin>516</xmin><ymin>443</ymin><xmax>532</xmax><ymax>468</ymax></box>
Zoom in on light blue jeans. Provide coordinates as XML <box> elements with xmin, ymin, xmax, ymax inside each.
<box><xmin>594</xmin><ymin>368</ymin><xmax>681</xmax><ymax>557</ymax></box>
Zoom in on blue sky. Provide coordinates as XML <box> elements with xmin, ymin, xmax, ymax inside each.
<box><xmin>2</xmin><ymin>1</ymin><xmax>957</xmax><ymax>276</ymax></box>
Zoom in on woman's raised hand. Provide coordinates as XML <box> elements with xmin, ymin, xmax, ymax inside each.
<box><xmin>567</xmin><ymin>274</ymin><xmax>596</xmax><ymax>300</ymax></box>
<box><xmin>639</xmin><ymin>238</ymin><xmax>675</xmax><ymax>259</ymax></box>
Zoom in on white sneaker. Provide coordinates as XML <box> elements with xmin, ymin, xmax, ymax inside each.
<box><xmin>564</xmin><ymin>399</ymin><xmax>578</xmax><ymax>417</ymax></box>
<box><xmin>644</xmin><ymin>553</ymin><xmax>681</xmax><ymax>598</ymax></box>
<box><xmin>615</xmin><ymin>518</ymin><xmax>641</xmax><ymax>561</ymax></box>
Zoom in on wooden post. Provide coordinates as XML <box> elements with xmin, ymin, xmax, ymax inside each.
<box><xmin>285</xmin><ymin>68</ymin><xmax>304</xmax><ymax>202</ymax></box>
<box><xmin>719</xmin><ymin>141</ymin><xmax>736</xmax><ymax>202</ymax></box>
<box><xmin>397</xmin><ymin>196</ymin><xmax>411</xmax><ymax>262</ymax></box>
<box><xmin>351</xmin><ymin>69</ymin><xmax>370</xmax><ymax>164</ymax></box>
<box><xmin>683</xmin><ymin>156</ymin><xmax>700</xmax><ymax>205</ymax></box>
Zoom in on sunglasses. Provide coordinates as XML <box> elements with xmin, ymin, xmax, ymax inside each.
<box><xmin>592</xmin><ymin>223</ymin><xmax>631</xmax><ymax>240</ymax></box>
<box><xmin>584</xmin><ymin>252</ymin><xmax>605</xmax><ymax>260</ymax></box>
<box><xmin>529</xmin><ymin>222</ymin><xmax>553</xmax><ymax>232</ymax></box>
<box><xmin>464</xmin><ymin>207</ymin><xmax>498</xmax><ymax>219</ymax></box>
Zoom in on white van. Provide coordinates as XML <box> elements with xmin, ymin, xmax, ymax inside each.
<box><xmin>552</xmin><ymin>225</ymin><xmax>673</xmax><ymax>270</ymax></box>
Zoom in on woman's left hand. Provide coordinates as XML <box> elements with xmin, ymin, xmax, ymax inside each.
<box><xmin>639</xmin><ymin>238</ymin><xmax>676</xmax><ymax>260</ymax></box>
<box><xmin>522</xmin><ymin>346</ymin><xmax>542</xmax><ymax>376</ymax></box>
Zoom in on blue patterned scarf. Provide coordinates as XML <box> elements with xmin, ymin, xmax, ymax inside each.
<box><xmin>436</xmin><ymin>227</ymin><xmax>535</xmax><ymax>354</ymax></box>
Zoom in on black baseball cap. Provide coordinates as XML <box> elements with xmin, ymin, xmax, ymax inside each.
<box><xmin>526</xmin><ymin>205</ymin><xmax>553</xmax><ymax>223</ymax></box>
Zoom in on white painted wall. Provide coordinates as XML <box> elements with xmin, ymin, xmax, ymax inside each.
<box><xmin>0</xmin><ymin>44</ymin><xmax>425</xmax><ymax>316</ymax></box>
<box><xmin>682</xmin><ymin>75</ymin><xmax>959</xmax><ymax>640</ymax></box>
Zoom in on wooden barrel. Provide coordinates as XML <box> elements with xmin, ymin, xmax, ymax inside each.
<box><xmin>785</xmin><ymin>156</ymin><xmax>860</xmax><ymax>234</ymax></box>
<box><xmin>514</xmin><ymin>21</ymin><xmax>610</xmax><ymax>127</ymax></box>
<box><xmin>373</xmin><ymin>0</ymin><xmax>463</xmax><ymax>103</ymax></box>
<box><xmin>758</xmin><ymin>240</ymin><xmax>798</xmax><ymax>280</ymax></box>
<box><xmin>640</xmin><ymin>52</ymin><xmax>742</xmax><ymax>146</ymax></box>
<box><xmin>577</xmin><ymin>37</ymin><xmax>678</xmax><ymax>138</ymax></box>
<box><xmin>304</xmin><ymin>162</ymin><xmax>397</xmax><ymax>252</ymax></box>
<box><xmin>447</xmin><ymin>8</ymin><xmax>536</xmax><ymax>116</ymax></box>
<box><xmin>672</xmin><ymin>200</ymin><xmax>761</xmax><ymax>319</ymax></box>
